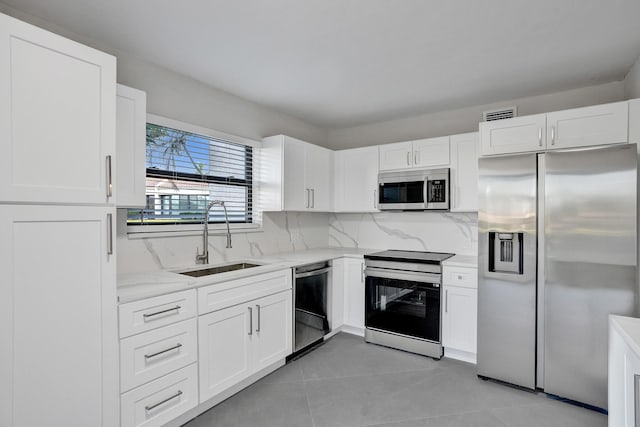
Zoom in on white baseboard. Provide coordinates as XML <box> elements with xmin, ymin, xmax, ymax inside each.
<box><xmin>444</xmin><ymin>347</ymin><xmax>477</xmax><ymax>364</ymax></box>
<box><xmin>341</xmin><ymin>324</ymin><xmax>365</xmax><ymax>337</ymax></box>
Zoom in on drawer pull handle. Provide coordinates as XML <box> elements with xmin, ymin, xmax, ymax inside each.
<box><xmin>145</xmin><ymin>390</ymin><xmax>183</xmax><ymax>412</ymax></box>
<box><xmin>457</xmin><ymin>275</ymin><xmax>463</xmax><ymax>280</ymax></box>
<box><xmin>143</xmin><ymin>305</ymin><xmax>181</xmax><ymax>320</ymax></box>
<box><xmin>248</xmin><ymin>307</ymin><xmax>253</xmax><ymax>336</ymax></box>
<box><xmin>144</xmin><ymin>343</ymin><xmax>182</xmax><ymax>360</ymax></box>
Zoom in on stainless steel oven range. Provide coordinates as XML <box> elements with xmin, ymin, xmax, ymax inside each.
<box><xmin>364</xmin><ymin>250</ymin><xmax>454</xmax><ymax>359</ymax></box>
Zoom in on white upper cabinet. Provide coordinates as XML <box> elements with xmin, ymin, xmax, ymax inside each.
<box><xmin>480</xmin><ymin>114</ymin><xmax>547</xmax><ymax>156</ymax></box>
<box><xmin>630</xmin><ymin>98</ymin><xmax>640</xmax><ymax>148</ymax></box>
<box><xmin>378</xmin><ymin>141</ymin><xmax>413</xmax><ymax>170</ymax></box>
<box><xmin>304</xmin><ymin>142</ymin><xmax>333</xmax><ymax>211</ymax></box>
<box><xmin>379</xmin><ymin>137</ymin><xmax>450</xmax><ymax>171</ymax></box>
<box><xmin>480</xmin><ymin>101</ymin><xmax>630</xmax><ymax>156</ymax></box>
<box><xmin>546</xmin><ymin>101</ymin><xmax>628</xmax><ymax>149</ymax></box>
<box><xmin>0</xmin><ymin>13</ymin><xmax>116</xmax><ymax>205</ymax></box>
<box><xmin>116</xmin><ymin>84</ymin><xmax>147</xmax><ymax>208</ymax></box>
<box><xmin>413</xmin><ymin>136</ymin><xmax>450</xmax><ymax>168</ymax></box>
<box><xmin>261</xmin><ymin>135</ymin><xmax>333</xmax><ymax>212</ymax></box>
<box><xmin>334</xmin><ymin>146</ymin><xmax>379</xmax><ymax>212</ymax></box>
<box><xmin>449</xmin><ymin>132</ymin><xmax>478</xmax><ymax>212</ymax></box>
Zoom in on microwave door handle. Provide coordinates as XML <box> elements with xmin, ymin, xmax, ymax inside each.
<box><xmin>424</xmin><ymin>178</ymin><xmax>429</xmax><ymax>207</ymax></box>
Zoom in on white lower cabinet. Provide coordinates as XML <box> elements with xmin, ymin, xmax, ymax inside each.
<box><xmin>342</xmin><ymin>257</ymin><xmax>366</xmax><ymax>333</ymax></box>
<box><xmin>120</xmin><ymin>318</ymin><xmax>198</xmax><ymax>392</ymax></box>
<box><xmin>121</xmin><ymin>363</ymin><xmax>199</xmax><ymax>427</ymax></box>
<box><xmin>0</xmin><ymin>205</ymin><xmax>118</xmax><ymax>427</ymax></box>
<box><xmin>118</xmin><ymin>290</ymin><xmax>197</xmax><ymax>427</ymax></box>
<box><xmin>198</xmin><ymin>289</ymin><xmax>292</xmax><ymax>403</ymax></box>
<box><xmin>442</xmin><ymin>265</ymin><xmax>478</xmax><ymax>363</ymax></box>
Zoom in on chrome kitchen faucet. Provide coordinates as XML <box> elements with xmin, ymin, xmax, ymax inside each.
<box><xmin>196</xmin><ymin>200</ymin><xmax>232</xmax><ymax>264</ymax></box>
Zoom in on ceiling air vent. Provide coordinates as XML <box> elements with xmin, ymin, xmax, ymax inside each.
<box><xmin>483</xmin><ymin>106</ymin><xmax>517</xmax><ymax>122</ymax></box>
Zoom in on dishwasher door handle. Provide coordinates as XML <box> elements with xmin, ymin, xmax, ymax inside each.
<box><xmin>295</xmin><ymin>266</ymin><xmax>331</xmax><ymax>279</ymax></box>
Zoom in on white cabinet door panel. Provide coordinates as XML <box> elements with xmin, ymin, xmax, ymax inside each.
<box><xmin>413</xmin><ymin>136</ymin><xmax>450</xmax><ymax>168</ymax></box>
<box><xmin>379</xmin><ymin>141</ymin><xmax>413</xmax><ymax>171</ymax></box>
<box><xmin>116</xmin><ymin>84</ymin><xmax>147</xmax><ymax>208</ymax></box>
<box><xmin>253</xmin><ymin>290</ymin><xmax>292</xmax><ymax>371</ymax></box>
<box><xmin>198</xmin><ymin>304</ymin><xmax>253</xmax><ymax>402</ymax></box>
<box><xmin>306</xmin><ymin>143</ymin><xmax>333</xmax><ymax>211</ymax></box>
<box><xmin>547</xmin><ymin>101</ymin><xmax>628</xmax><ymax>149</ymax></box>
<box><xmin>450</xmin><ymin>132</ymin><xmax>478</xmax><ymax>212</ymax></box>
<box><xmin>282</xmin><ymin>137</ymin><xmax>307</xmax><ymax>210</ymax></box>
<box><xmin>0</xmin><ymin>205</ymin><xmax>117</xmax><ymax>427</ymax></box>
<box><xmin>334</xmin><ymin>146</ymin><xmax>379</xmax><ymax>212</ymax></box>
<box><xmin>442</xmin><ymin>286</ymin><xmax>477</xmax><ymax>354</ymax></box>
<box><xmin>343</xmin><ymin>257</ymin><xmax>365</xmax><ymax>330</ymax></box>
<box><xmin>0</xmin><ymin>13</ymin><xmax>116</xmax><ymax>204</ymax></box>
<box><xmin>480</xmin><ymin>114</ymin><xmax>546</xmax><ymax>156</ymax></box>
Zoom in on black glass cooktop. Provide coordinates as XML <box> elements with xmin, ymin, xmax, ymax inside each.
<box><xmin>364</xmin><ymin>250</ymin><xmax>455</xmax><ymax>264</ymax></box>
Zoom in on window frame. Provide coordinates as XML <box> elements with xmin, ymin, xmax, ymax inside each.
<box><xmin>127</xmin><ymin>114</ymin><xmax>262</xmax><ymax>237</ymax></box>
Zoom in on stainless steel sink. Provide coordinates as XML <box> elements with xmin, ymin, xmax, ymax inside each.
<box><xmin>178</xmin><ymin>262</ymin><xmax>260</xmax><ymax>277</ymax></box>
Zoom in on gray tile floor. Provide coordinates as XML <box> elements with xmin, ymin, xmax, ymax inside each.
<box><xmin>184</xmin><ymin>333</ymin><xmax>607</xmax><ymax>427</ymax></box>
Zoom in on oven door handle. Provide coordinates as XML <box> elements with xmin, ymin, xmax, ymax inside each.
<box><xmin>295</xmin><ymin>266</ymin><xmax>331</xmax><ymax>279</ymax></box>
<box><xmin>365</xmin><ymin>266</ymin><xmax>440</xmax><ymax>286</ymax></box>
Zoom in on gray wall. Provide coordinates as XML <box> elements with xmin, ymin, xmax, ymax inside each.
<box><xmin>0</xmin><ymin>4</ymin><xmax>328</xmax><ymax>147</ymax></box>
<box><xmin>326</xmin><ymin>81</ymin><xmax>626</xmax><ymax>150</ymax></box>
<box><xmin>625</xmin><ymin>55</ymin><xmax>640</xmax><ymax>99</ymax></box>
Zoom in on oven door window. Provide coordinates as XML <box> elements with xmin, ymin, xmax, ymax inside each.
<box><xmin>365</xmin><ymin>276</ymin><xmax>440</xmax><ymax>342</ymax></box>
<box><xmin>379</xmin><ymin>181</ymin><xmax>424</xmax><ymax>204</ymax></box>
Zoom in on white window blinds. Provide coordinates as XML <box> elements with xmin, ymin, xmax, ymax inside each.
<box><xmin>127</xmin><ymin>123</ymin><xmax>253</xmax><ymax>225</ymax></box>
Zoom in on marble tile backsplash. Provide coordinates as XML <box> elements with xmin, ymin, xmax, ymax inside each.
<box><xmin>117</xmin><ymin>210</ymin><xmax>478</xmax><ymax>274</ymax></box>
<box><xmin>116</xmin><ymin>211</ymin><xmax>331</xmax><ymax>274</ymax></box>
<box><xmin>329</xmin><ymin>212</ymin><xmax>478</xmax><ymax>255</ymax></box>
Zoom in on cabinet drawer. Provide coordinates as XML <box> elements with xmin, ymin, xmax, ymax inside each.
<box><xmin>121</xmin><ymin>363</ymin><xmax>198</xmax><ymax>427</ymax></box>
<box><xmin>198</xmin><ymin>269</ymin><xmax>292</xmax><ymax>315</ymax></box>
<box><xmin>444</xmin><ymin>267</ymin><xmax>477</xmax><ymax>289</ymax></box>
<box><xmin>119</xmin><ymin>290</ymin><xmax>196</xmax><ymax>338</ymax></box>
<box><xmin>120</xmin><ymin>318</ymin><xmax>197</xmax><ymax>392</ymax></box>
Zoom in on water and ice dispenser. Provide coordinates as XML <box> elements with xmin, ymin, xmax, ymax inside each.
<box><xmin>488</xmin><ymin>232</ymin><xmax>524</xmax><ymax>274</ymax></box>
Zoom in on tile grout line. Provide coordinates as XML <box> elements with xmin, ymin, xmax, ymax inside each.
<box><xmin>302</xmin><ymin>378</ymin><xmax>317</xmax><ymax>427</ymax></box>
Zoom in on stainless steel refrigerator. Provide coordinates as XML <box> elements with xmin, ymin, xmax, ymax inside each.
<box><xmin>477</xmin><ymin>143</ymin><xmax>638</xmax><ymax>410</ymax></box>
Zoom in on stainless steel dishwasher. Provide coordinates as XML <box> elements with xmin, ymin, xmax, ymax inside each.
<box><xmin>293</xmin><ymin>261</ymin><xmax>331</xmax><ymax>354</ymax></box>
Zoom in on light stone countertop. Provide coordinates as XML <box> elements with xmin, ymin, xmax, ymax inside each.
<box><xmin>610</xmin><ymin>315</ymin><xmax>640</xmax><ymax>358</ymax></box>
<box><xmin>443</xmin><ymin>254</ymin><xmax>478</xmax><ymax>268</ymax></box>
<box><xmin>117</xmin><ymin>247</ymin><xmax>476</xmax><ymax>303</ymax></box>
<box><xmin>117</xmin><ymin>247</ymin><xmax>377</xmax><ymax>304</ymax></box>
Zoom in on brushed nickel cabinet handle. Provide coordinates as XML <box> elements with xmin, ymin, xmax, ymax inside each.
<box><xmin>256</xmin><ymin>304</ymin><xmax>261</xmax><ymax>332</ymax></box>
<box><xmin>144</xmin><ymin>343</ymin><xmax>182</xmax><ymax>360</ymax></box>
<box><xmin>248</xmin><ymin>306</ymin><xmax>253</xmax><ymax>335</ymax></box>
<box><xmin>538</xmin><ymin>128</ymin><xmax>542</xmax><ymax>146</ymax></box>
<box><xmin>107</xmin><ymin>213</ymin><xmax>113</xmax><ymax>255</ymax></box>
<box><xmin>143</xmin><ymin>305</ymin><xmax>181</xmax><ymax>319</ymax></box>
<box><xmin>551</xmin><ymin>126</ymin><xmax>556</xmax><ymax>145</ymax></box>
<box><xmin>406</xmin><ymin>152</ymin><xmax>411</xmax><ymax>165</ymax></box>
<box><xmin>106</xmin><ymin>155</ymin><xmax>113</xmax><ymax>198</ymax></box>
<box><xmin>311</xmin><ymin>189</ymin><xmax>315</xmax><ymax>208</ymax></box>
<box><xmin>145</xmin><ymin>390</ymin><xmax>183</xmax><ymax>412</ymax></box>
<box><xmin>445</xmin><ymin>289</ymin><xmax>449</xmax><ymax>313</ymax></box>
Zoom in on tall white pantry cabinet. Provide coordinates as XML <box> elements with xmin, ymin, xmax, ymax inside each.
<box><xmin>0</xmin><ymin>12</ymin><xmax>119</xmax><ymax>427</ymax></box>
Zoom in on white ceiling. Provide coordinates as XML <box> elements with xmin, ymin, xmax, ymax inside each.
<box><xmin>3</xmin><ymin>0</ymin><xmax>640</xmax><ymax>128</ymax></box>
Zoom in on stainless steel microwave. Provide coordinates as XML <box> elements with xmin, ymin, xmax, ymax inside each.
<box><xmin>377</xmin><ymin>168</ymin><xmax>450</xmax><ymax>211</ymax></box>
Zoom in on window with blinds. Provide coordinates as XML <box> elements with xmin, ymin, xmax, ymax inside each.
<box><xmin>127</xmin><ymin>122</ymin><xmax>253</xmax><ymax>226</ymax></box>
